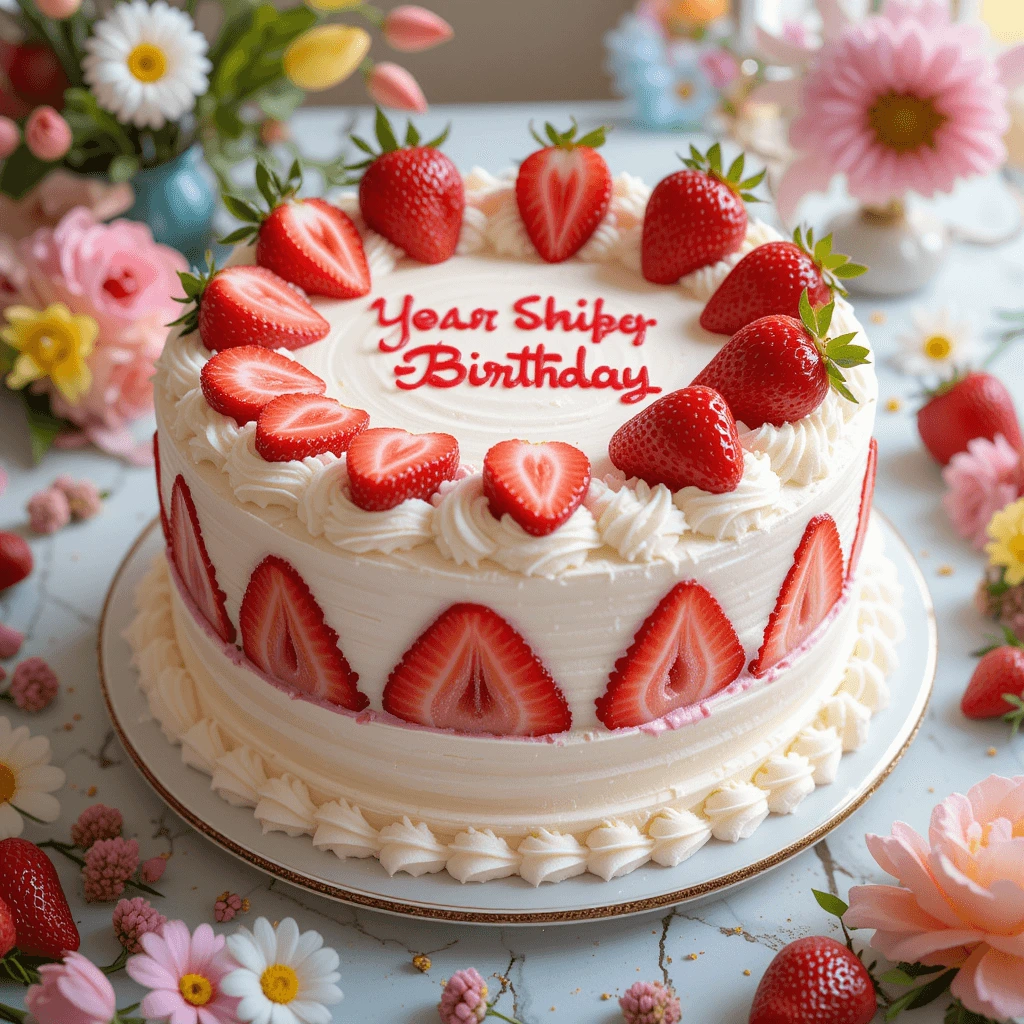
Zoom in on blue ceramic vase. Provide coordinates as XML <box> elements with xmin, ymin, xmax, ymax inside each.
<box><xmin>125</xmin><ymin>145</ymin><xmax>217</xmax><ymax>265</ymax></box>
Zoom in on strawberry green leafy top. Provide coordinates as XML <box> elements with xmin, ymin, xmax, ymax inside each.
<box><xmin>797</xmin><ymin>289</ymin><xmax>871</xmax><ymax>404</ymax></box>
<box><xmin>792</xmin><ymin>226</ymin><xmax>867</xmax><ymax>298</ymax></box>
<box><xmin>682</xmin><ymin>143</ymin><xmax>766</xmax><ymax>203</ymax></box>
<box><xmin>218</xmin><ymin>159</ymin><xmax>304</xmax><ymax>246</ymax></box>
<box><xmin>528</xmin><ymin>119</ymin><xmax>609</xmax><ymax>151</ymax></box>
<box><xmin>346</xmin><ymin>107</ymin><xmax>451</xmax><ymax>173</ymax></box>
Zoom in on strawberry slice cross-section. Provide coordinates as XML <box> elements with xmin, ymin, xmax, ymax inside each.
<box><xmin>752</xmin><ymin>514</ymin><xmax>846</xmax><ymax>677</ymax></box>
<box><xmin>482</xmin><ymin>439</ymin><xmax>591</xmax><ymax>536</ymax></box>
<box><xmin>346</xmin><ymin>427</ymin><xmax>459</xmax><ymax>511</ymax></box>
<box><xmin>200</xmin><ymin>345</ymin><xmax>327</xmax><ymax>425</ymax></box>
<box><xmin>255</xmin><ymin>394</ymin><xmax>369</xmax><ymax>462</ymax></box>
<box><xmin>239</xmin><ymin>555</ymin><xmax>368</xmax><ymax>712</ymax></box>
<box><xmin>169</xmin><ymin>475</ymin><xmax>235</xmax><ymax>644</ymax></box>
<box><xmin>383</xmin><ymin>603</ymin><xmax>572</xmax><ymax>736</ymax></box>
<box><xmin>595</xmin><ymin>581</ymin><xmax>745</xmax><ymax>730</ymax></box>
<box><xmin>847</xmin><ymin>438</ymin><xmax>878</xmax><ymax>581</ymax></box>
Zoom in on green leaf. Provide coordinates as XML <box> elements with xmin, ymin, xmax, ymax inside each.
<box><xmin>798</xmin><ymin>289</ymin><xmax>817</xmax><ymax>337</ymax></box>
<box><xmin>222</xmin><ymin>194</ymin><xmax>262</xmax><ymax>223</ymax></box>
<box><xmin>426</xmin><ymin>123</ymin><xmax>451</xmax><ymax>149</ymax></box>
<box><xmin>816</xmin><ymin>300</ymin><xmax>835</xmax><ymax>338</ymax></box>
<box><xmin>833</xmin><ymin>263</ymin><xmax>869</xmax><ymax>279</ymax></box>
<box><xmin>405</xmin><ymin>121</ymin><xmax>421</xmax><ymax>147</ymax></box>
<box><xmin>544</xmin><ymin>122</ymin><xmax>560</xmax><ymax>147</ymax></box>
<box><xmin>739</xmin><ymin>192</ymin><xmax>762</xmax><ymax>203</ymax></box>
<box><xmin>1003</xmin><ymin>695</ymin><xmax>1024</xmax><ymax>737</ymax></box>
<box><xmin>811</xmin><ymin>888</ymin><xmax>849</xmax><ymax>919</ymax></box>
<box><xmin>739</xmin><ymin>168</ymin><xmax>767</xmax><ymax>191</ymax></box>
<box><xmin>219</xmin><ymin>226</ymin><xmax>257</xmax><ymax>245</ymax></box>
<box><xmin>576</xmin><ymin>126</ymin><xmax>608</xmax><ymax>148</ymax></box>
<box><xmin>826</xmin><ymin>332</ymin><xmax>861</xmax><ymax>349</ymax></box>
<box><xmin>350</xmin><ymin>135</ymin><xmax>375</xmax><ymax>156</ymax></box>
<box><xmin>375</xmin><ymin>107</ymin><xmax>399</xmax><ymax>152</ymax></box>
<box><xmin>880</xmin><ymin>968</ymin><xmax>917</xmax><ymax>987</ymax></box>
<box><xmin>945</xmin><ymin>997</ymin><xmax>994</xmax><ymax>1024</ymax></box>
<box><xmin>727</xmin><ymin>152</ymin><xmax>745</xmax><ymax>183</ymax></box>
<box><xmin>903</xmin><ymin>970</ymin><xmax>958</xmax><ymax>1012</ymax></box>
<box><xmin>707</xmin><ymin>142</ymin><xmax>722</xmax><ymax>175</ymax></box>
<box><xmin>21</xmin><ymin>394</ymin><xmax>68</xmax><ymax>464</ymax></box>
<box><xmin>255</xmin><ymin>161</ymin><xmax>276</xmax><ymax>207</ymax></box>
<box><xmin>0</xmin><ymin>144</ymin><xmax>52</xmax><ymax>201</ymax></box>
<box><xmin>886</xmin><ymin>989</ymin><xmax>922</xmax><ymax>1020</ymax></box>
<box><xmin>107</xmin><ymin>153</ymin><xmax>139</xmax><ymax>183</ymax></box>
<box><xmin>813</xmin><ymin>233</ymin><xmax>833</xmax><ymax>262</ymax></box>
<box><xmin>895</xmin><ymin>962</ymin><xmax>946</xmax><ymax>979</ymax></box>
<box><xmin>257</xmin><ymin>82</ymin><xmax>304</xmax><ymax>121</ymax></box>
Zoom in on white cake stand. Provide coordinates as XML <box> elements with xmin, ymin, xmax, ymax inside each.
<box><xmin>98</xmin><ymin>515</ymin><xmax>935</xmax><ymax>925</ymax></box>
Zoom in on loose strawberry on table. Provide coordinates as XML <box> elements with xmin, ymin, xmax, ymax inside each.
<box><xmin>169</xmin><ymin>260</ymin><xmax>329</xmax><ymax>352</ymax></box>
<box><xmin>255</xmin><ymin>394</ymin><xmax>369</xmax><ymax>462</ymax></box>
<box><xmin>0</xmin><ymin>531</ymin><xmax>33</xmax><ymax>592</ymax></box>
<box><xmin>694</xmin><ymin>290</ymin><xmax>870</xmax><ymax>429</ymax></box>
<box><xmin>346</xmin><ymin>427</ymin><xmax>459</xmax><ymax>511</ymax></box>
<box><xmin>220</xmin><ymin>159</ymin><xmax>371</xmax><ymax>300</ymax></box>
<box><xmin>641</xmin><ymin>143</ymin><xmax>765</xmax><ymax>285</ymax></box>
<box><xmin>701</xmin><ymin>226</ymin><xmax>867</xmax><ymax>336</ymax></box>
<box><xmin>350</xmin><ymin>108</ymin><xmax>464</xmax><ymax>265</ymax></box>
<box><xmin>961</xmin><ymin>628</ymin><xmax>1024</xmax><ymax>728</ymax></box>
<box><xmin>515</xmin><ymin>119</ymin><xmax>612</xmax><ymax>263</ymax></box>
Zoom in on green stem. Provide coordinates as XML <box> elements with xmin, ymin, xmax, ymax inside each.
<box><xmin>0</xmin><ymin>952</ymin><xmax>40</xmax><ymax>987</ymax></box>
<box><xmin>355</xmin><ymin>3</ymin><xmax>384</xmax><ymax>28</ymax></box>
<box><xmin>0</xmin><ymin>1003</ymin><xmax>26</xmax><ymax>1024</ymax></box>
<box><xmin>487</xmin><ymin>1009</ymin><xmax>524</xmax><ymax>1024</ymax></box>
<box><xmin>13</xmin><ymin>0</ymin><xmax>81</xmax><ymax>89</ymax></box>
<box><xmin>101</xmin><ymin>948</ymin><xmax>129</xmax><ymax>975</ymax></box>
<box><xmin>37</xmin><ymin>839</ymin><xmax>86</xmax><ymax>867</ymax></box>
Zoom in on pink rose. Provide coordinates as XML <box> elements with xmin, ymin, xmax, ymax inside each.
<box><xmin>25</xmin><ymin>951</ymin><xmax>117</xmax><ymax>1024</ymax></box>
<box><xmin>846</xmin><ymin>775</ymin><xmax>1024</xmax><ymax>1021</ymax></box>
<box><xmin>24</xmin><ymin>106</ymin><xmax>72</xmax><ymax>162</ymax></box>
<box><xmin>0</xmin><ymin>170</ymin><xmax>134</xmax><ymax>242</ymax></box>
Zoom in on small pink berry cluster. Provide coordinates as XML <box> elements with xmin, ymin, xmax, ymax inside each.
<box><xmin>83</xmin><ymin>836</ymin><xmax>139</xmax><ymax>902</ymax></box>
<box><xmin>619</xmin><ymin>981</ymin><xmax>682</xmax><ymax>1024</ymax></box>
<box><xmin>139</xmin><ymin>855</ymin><xmax>167</xmax><ymax>884</ymax></box>
<box><xmin>26</xmin><ymin>476</ymin><xmax>103</xmax><ymax>535</ymax></box>
<box><xmin>71</xmin><ymin>804</ymin><xmax>123</xmax><ymax>849</ymax></box>
<box><xmin>112</xmin><ymin>896</ymin><xmax>166</xmax><ymax>953</ymax></box>
<box><xmin>4</xmin><ymin>656</ymin><xmax>59</xmax><ymax>712</ymax></box>
<box><xmin>214</xmin><ymin>891</ymin><xmax>249</xmax><ymax>923</ymax></box>
<box><xmin>439</xmin><ymin>968</ymin><xmax>490</xmax><ymax>1024</ymax></box>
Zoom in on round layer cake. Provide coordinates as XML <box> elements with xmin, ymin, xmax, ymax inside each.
<box><xmin>128</xmin><ymin>162</ymin><xmax>904</xmax><ymax>885</ymax></box>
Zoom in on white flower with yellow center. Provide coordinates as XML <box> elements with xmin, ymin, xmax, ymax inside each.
<box><xmin>0</xmin><ymin>717</ymin><xmax>65</xmax><ymax>839</ymax></box>
<box><xmin>893</xmin><ymin>307</ymin><xmax>980</xmax><ymax>380</ymax></box>
<box><xmin>82</xmin><ymin>0</ymin><xmax>211</xmax><ymax>130</ymax></box>
<box><xmin>222</xmin><ymin>917</ymin><xmax>343</xmax><ymax>1024</ymax></box>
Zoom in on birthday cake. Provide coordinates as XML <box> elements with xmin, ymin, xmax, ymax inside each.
<box><xmin>127</xmin><ymin>118</ymin><xmax>903</xmax><ymax>885</ymax></box>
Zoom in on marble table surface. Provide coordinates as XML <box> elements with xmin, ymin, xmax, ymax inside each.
<box><xmin>2</xmin><ymin>101</ymin><xmax>1024</xmax><ymax>1023</ymax></box>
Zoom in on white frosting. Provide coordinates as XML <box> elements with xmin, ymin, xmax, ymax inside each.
<box><xmin>446</xmin><ymin>828</ymin><xmax>521</xmax><ymax>883</ymax></box>
<box><xmin>586</xmin><ymin>477</ymin><xmax>688</xmax><ymax>564</ymax></box>
<box><xmin>817</xmin><ymin>692</ymin><xmax>871</xmax><ymax>752</ymax></box>
<box><xmin>147</xmin><ymin>667</ymin><xmax>199</xmax><ymax>743</ymax></box>
<box><xmin>647</xmin><ymin>809</ymin><xmax>712</xmax><ymax>867</ymax></box>
<box><xmin>517</xmin><ymin>830</ymin><xmax>589</xmax><ymax>886</ymax></box>
<box><xmin>156</xmin><ymin>335</ymin><xmax>210</xmax><ymax>403</ymax></box>
<box><xmin>180</xmin><ymin>719</ymin><xmax>230</xmax><ymax>775</ymax></box>
<box><xmin>431</xmin><ymin>475</ymin><xmax>499</xmax><ymax>567</ymax></box>
<box><xmin>224</xmin><ymin>426</ymin><xmax>335</xmax><ymax>513</ymax></box>
<box><xmin>177</xmin><ymin>389</ymin><xmax>242</xmax><ymax>469</ymax></box>
<box><xmin>211</xmin><ymin>747</ymin><xmax>268</xmax><ymax>809</ymax></box>
<box><xmin>673</xmin><ymin>452</ymin><xmax>781</xmax><ymax>541</ymax></box>
<box><xmin>585</xmin><ymin>821</ymin><xmax>654</xmax><ymax>881</ymax></box>
<box><xmin>377</xmin><ymin>817</ymin><xmax>448</xmax><ymax>877</ymax></box>
<box><xmin>754</xmin><ymin>753</ymin><xmax>816</xmax><ymax>815</ymax></box>
<box><xmin>703</xmin><ymin>782</ymin><xmax>770</xmax><ymax>842</ymax></box>
<box><xmin>312</xmin><ymin>800</ymin><xmax>380</xmax><ymax>859</ymax></box>
<box><xmin>254</xmin><ymin>774</ymin><xmax>318</xmax><ymax>837</ymax></box>
<box><xmin>789</xmin><ymin>726</ymin><xmax>843</xmax><ymax>786</ymax></box>
<box><xmin>487</xmin><ymin>505</ymin><xmax>601</xmax><ymax>577</ymax></box>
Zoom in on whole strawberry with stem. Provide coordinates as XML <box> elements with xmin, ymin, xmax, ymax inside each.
<box><xmin>220</xmin><ymin>159</ymin><xmax>370</xmax><ymax>300</ymax></box>
<box><xmin>515</xmin><ymin>119</ymin><xmax>612</xmax><ymax>263</ymax></box>
<box><xmin>694</xmin><ymin>290</ymin><xmax>871</xmax><ymax>429</ymax></box>
<box><xmin>642</xmin><ymin>142</ymin><xmax>766</xmax><ymax>285</ymax></box>
<box><xmin>917</xmin><ymin>370</ymin><xmax>1023</xmax><ymax>466</ymax></box>
<box><xmin>701</xmin><ymin>226</ymin><xmax>867</xmax><ymax>336</ymax></box>
<box><xmin>352</xmin><ymin>107</ymin><xmax>464</xmax><ymax>264</ymax></box>
<box><xmin>962</xmin><ymin>627</ymin><xmax>1024</xmax><ymax>733</ymax></box>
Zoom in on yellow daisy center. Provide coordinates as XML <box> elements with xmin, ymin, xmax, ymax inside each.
<box><xmin>260</xmin><ymin>963</ymin><xmax>300</xmax><ymax>1004</ymax></box>
<box><xmin>1009</xmin><ymin>533</ymin><xmax>1024</xmax><ymax>563</ymax></box>
<box><xmin>127</xmin><ymin>42</ymin><xmax>168</xmax><ymax>83</ymax></box>
<box><xmin>676</xmin><ymin>81</ymin><xmax>695</xmax><ymax>100</ymax></box>
<box><xmin>179</xmin><ymin>974</ymin><xmax>213</xmax><ymax>1006</ymax></box>
<box><xmin>923</xmin><ymin>334</ymin><xmax>952</xmax><ymax>360</ymax></box>
<box><xmin>0</xmin><ymin>762</ymin><xmax>16</xmax><ymax>805</ymax></box>
<box><xmin>867</xmin><ymin>91</ymin><xmax>946</xmax><ymax>154</ymax></box>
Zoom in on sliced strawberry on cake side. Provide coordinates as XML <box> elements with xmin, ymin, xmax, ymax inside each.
<box><xmin>255</xmin><ymin>394</ymin><xmax>369</xmax><ymax>462</ymax></box>
<box><xmin>351</xmin><ymin>109</ymin><xmax>465</xmax><ymax>264</ymax></box>
<box><xmin>482</xmin><ymin>439</ymin><xmax>591</xmax><ymax>536</ymax></box>
<box><xmin>169</xmin><ymin>475</ymin><xmax>235</xmax><ymax>644</ymax></box>
<box><xmin>153</xmin><ymin>431</ymin><xmax>170</xmax><ymax>545</ymax></box>
<box><xmin>641</xmin><ymin>143</ymin><xmax>766</xmax><ymax>285</ymax></box>
<box><xmin>595</xmin><ymin>582</ymin><xmax>745</xmax><ymax>730</ymax></box>
<box><xmin>515</xmin><ymin>120</ymin><xmax>612</xmax><ymax>263</ymax></box>
<box><xmin>700</xmin><ymin>227</ymin><xmax>867</xmax><ymax>336</ymax></box>
<box><xmin>346</xmin><ymin>427</ymin><xmax>459</xmax><ymax>511</ymax></box>
<box><xmin>847</xmin><ymin>438</ymin><xmax>878</xmax><ymax>582</ymax></box>
<box><xmin>200</xmin><ymin>345</ymin><xmax>327</xmax><ymax>425</ymax></box>
<box><xmin>751</xmin><ymin>514</ymin><xmax>846</xmax><ymax>677</ymax></box>
<box><xmin>221</xmin><ymin>159</ymin><xmax>371</xmax><ymax>300</ymax></box>
<box><xmin>383</xmin><ymin>603</ymin><xmax>571</xmax><ymax>736</ymax></box>
<box><xmin>169</xmin><ymin>259</ymin><xmax>329</xmax><ymax>352</ymax></box>
<box><xmin>239</xmin><ymin>555</ymin><xmax>368</xmax><ymax>712</ymax></box>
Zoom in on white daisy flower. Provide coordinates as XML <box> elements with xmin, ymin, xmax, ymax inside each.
<box><xmin>0</xmin><ymin>717</ymin><xmax>65</xmax><ymax>839</ymax></box>
<box><xmin>82</xmin><ymin>0</ymin><xmax>211</xmax><ymax>130</ymax></box>
<box><xmin>893</xmin><ymin>307</ymin><xmax>980</xmax><ymax>379</ymax></box>
<box><xmin>221</xmin><ymin>917</ymin><xmax>343</xmax><ymax>1024</ymax></box>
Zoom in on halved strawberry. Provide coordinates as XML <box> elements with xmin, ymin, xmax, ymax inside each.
<box><xmin>482</xmin><ymin>439</ymin><xmax>591</xmax><ymax>536</ymax></box>
<box><xmin>346</xmin><ymin>427</ymin><xmax>459</xmax><ymax>511</ymax></box>
<box><xmin>239</xmin><ymin>555</ymin><xmax>367</xmax><ymax>711</ymax></box>
<box><xmin>200</xmin><ymin>346</ymin><xmax>326</xmax><ymax>425</ymax></box>
<box><xmin>169</xmin><ymin>475</ymin><xmax>235</xmax><ymax>644</ymax></box>
<box><xmin>847</xmin><ymin>439</ymin><xmax>877</xmax><ymax>581</ymax></box>
<box><xmin>222</xmin><ymin>161</ymin><xmax>371</xmax><ymax>299</ymax></box>
<box><xmin>595</xmin><ymin>582</ymin><xmax>745</xmax><ymax>729</ymax></box>
<box><xmin>169</xmin><ymin>261</ymin><xmax>329</xmax><ymax>352</ymax></box>
<box><xmin>153</xmin><ymin>430</ymin><xmax>170</xmax><ymax>545</ymax></box>
<box><xmin>752</xmin><ymin>514</ymin><xmax>845</xmax><ymax>677</ymax></box>
<box><xmin>515</xmin><ymin>121</ymin><xmax>612</xmax><ymax>263</ymax></box>
<box><xmin>255</xmin><ymin>394</ymin><xmax>369</xmax><ymax>462</ymax></box>
<box><xmin>382</xmin><ymin>603</ymin><xmax>571</xmax><ymax>736</ymax></box>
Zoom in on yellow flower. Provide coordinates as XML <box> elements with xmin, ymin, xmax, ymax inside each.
<box><xmin>985</xmin><ymin>498</ymin><xmax>1024</xmax><ymax>587</ymax></box>
<box><xmin>304</xmin><ymin>0</ymin><xmax>361</xmax><ymax>10</ymax></box>
<box><xmin>284</xmin><ymin>25</ymin><xmax>371</xmax><ymax>92</ymax></box>
<box><xmin>2</xmin><ymin>304</ymin><xmax>96</xmax><ymax>405</ymax></box>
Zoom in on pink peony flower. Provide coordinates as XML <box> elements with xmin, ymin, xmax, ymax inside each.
<box><xmin>113</xmin><ymin>896</ymin><xmax>166</xmax><ymax>954</ymax></box>
<box><xmin>126</xmin><ymin>920</ymin><xmax>239</xmax><ymax>1024</ymax></box>
<box><xmin>383</xmin><ymin>5</ymin><xmax>453</xmax><ymax>52</ymax></box>
<box><xmin>25</xmin><ymin>951</ymin><xmax>117</xmax><ymax>1024</ymax></box>
<box><xmin>0</xmin><ymin>621</ymin><xmax>24</xmax><ymax>659</ymax></box>
<box><xmin>27</xmin><ymin>487</ymin><xmax>71</xmax><ymax>534</ymax></box>
<box><xmin>619</xmin><ymin>980</ymin><xmax>682</xmax><ymax>1024</ymax></box>
<box><xmin>0</xmin><ymin>117</ymin><xmax>19</xmax><ymax>160</ymax></box>
<box><xmin>9</xmin><ymin>656</ymin><xmax>59</xmax><ymax>711</ymax></box>
<box><xmin>776</xmin><ymin>1</ymin><xmax>1019</xmax><ymax>220</ymax></box>
<box><xmin>846</xmin><ymin>775</ymin><xmax>1024</xmax><ymax>1020</ymax></box>
<box><xmin>54</xmin><ymin>475</ymin><xmax>104</xmax><ymax>520</ymax></box>
<box><xmin>72</xmin><ymin>803</ymin><xmax>123</xmax><ymax>848</ymax></box>
<box><xmin>943</xmin><ymin>434</ymin><xmax>1024</xmax><ymax>549</ymax></box>
<box><xmin>139</xmin><ymin>855</ymin><xmax>167</xmax><ymax>884</ymax></box>
<box><xmin>367</xmin><ymin>62</ymin><xmax>428</xmax><ymax>114</ymax></box>
<box><xmin>83</xmin><ymin>836</ymin><xmax>139</xmax><ymax>902</ymax></box>
<box><xmin>24</xmin><ymin>106</ymin><xmax>72</xmax><ymax>162</ymax></box>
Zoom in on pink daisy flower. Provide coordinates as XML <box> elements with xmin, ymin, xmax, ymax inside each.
<box><xmin>943</xmin><ymin>434</ymin><xmax>1024</xmax><ymax>549</ymax></box>
<box><xmin>125</xmin><ymin>920</ymin><xmax>238</xmax><ymax>1024</ymax></box>
<box><xmin>776</xmin><ymin>1</ymin><xmax>1022</xmax><ymax>220</ymax></box>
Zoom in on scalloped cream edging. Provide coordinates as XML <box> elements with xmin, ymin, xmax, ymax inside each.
<box><xmin>123</xmin><ymin>535</ymin><xmax>904</xmax><ymax>886</ymax></box>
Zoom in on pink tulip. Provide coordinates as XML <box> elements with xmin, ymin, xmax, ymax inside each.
<box><xmin>35</xmin><ymin>0</ymin><xmax>81</xmax><ymax>18</ymax></box>
<box><xmin>0</xmin><ymin>117</ymin><xmax>19</xmax><ymax>160</ymax></box>
<box><xmin>382</xmin><ymin>5</ymin><xmax>453</xmax><ymax>52</ymax></box>
<box><xmin>24</xmin><ymin>106</ymin><xmax>72</xmax><ymax>162</ymax></box>
<box><xmin>366</xmin><ymin>62</ymin><xmax>427</xmax><ymax>113</ymax></box>
<box><xmin>25</xmin><ymin>952</ymin><xmax>117</xmax><ymax>1024</ymax></box>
